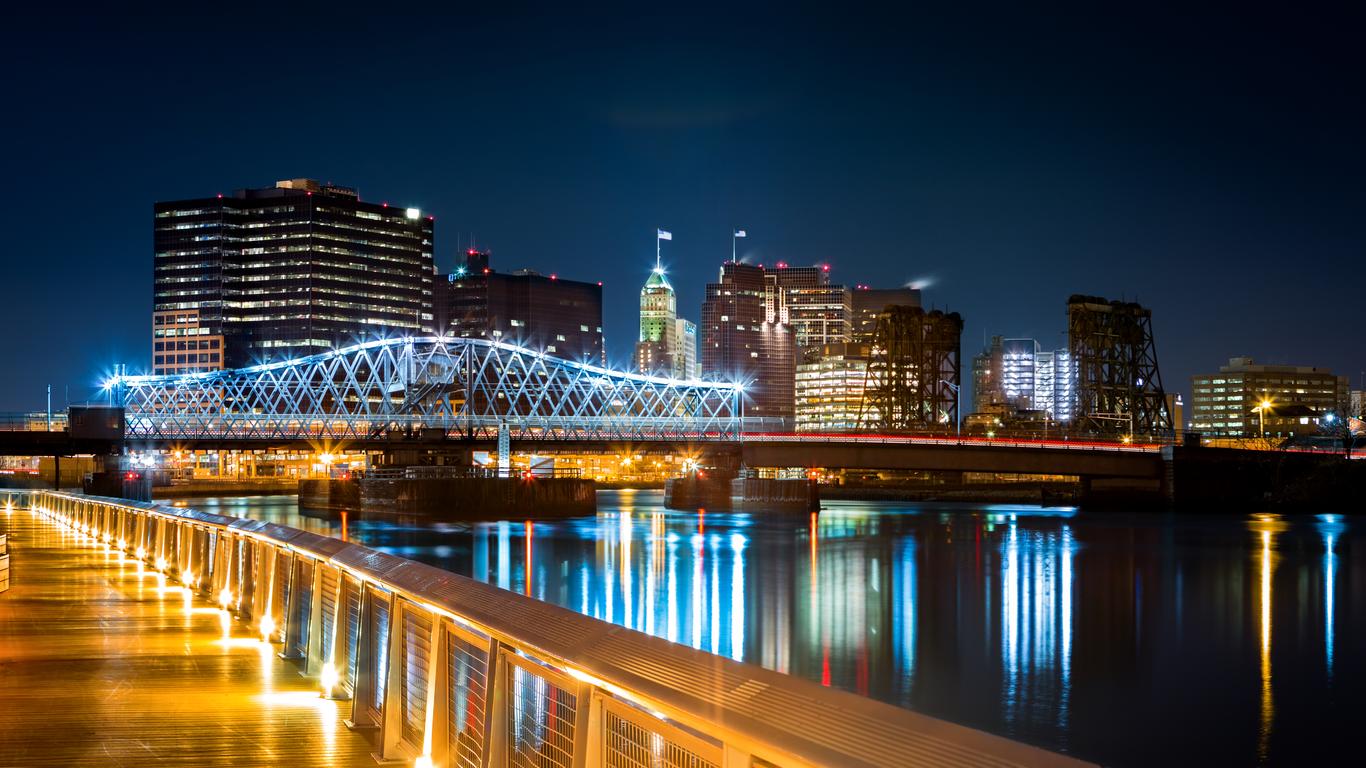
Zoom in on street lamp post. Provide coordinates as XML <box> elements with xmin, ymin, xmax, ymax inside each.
<box><xmin>1256</xmin><ymin>397</ymin><xmax>1273</xmax><ymax>439</ymax></box>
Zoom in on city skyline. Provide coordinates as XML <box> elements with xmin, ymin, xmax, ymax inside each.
<box><xmin>2</xmin><ymin>7</ymin><xmax>1364</xmax><ymax>767</ymax></box>
<box><xmin>2</xmin><ymin>5</ymin><xmax>1363</xmax><ymax>410</ymax></box>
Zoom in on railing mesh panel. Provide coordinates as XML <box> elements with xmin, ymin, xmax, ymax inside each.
<box><xmin>447</xmin><ymin>631</ymin><xmax>489</xmax><ymax>768</ymax></box>
<box><xmin>400</xmin><ymin>605</ymin><xmax>433</xmax><ymax>749</ymax></box>
<box><xmin>509</xmin><ymin>663</ymin><xmax>577</xmax><ymax>768</ymax></box>
<box><xmin>604</xmin><ymin>709</ymin><xmax>720</xmax><ymax>768</ymax></box>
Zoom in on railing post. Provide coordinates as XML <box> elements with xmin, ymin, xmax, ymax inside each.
<box><xmin>571</xmin><ymin>683</ymin><xmax>600</xmax><ymax>768</ymax></box>
<box><xmin>481</xmin><ymin>640</ymin><xmax>507</xmax><ymax>768</ymax></box>
<box><xmin>344</xmin><ymin>585</ymin><xmax>374</xmax><ymax>730</ymax></box>
<box><xmin>305</xmin><ymin>561</ymin><xmax>326</xmax><ymax>675</ymax></box>
<box><xmin>281</xmin><ymin>557</ymin><xmax>306</xmax><ymax>659</ymax></box>
<box><xmin>377</xmin><ymin>596</ymin><xmax>404</xmax><ymax>761</ymax></box>
<box><xmin>254</xmin><ymin>545</ymin><xmax>275</xmax><ymax>637</ymax></box>
<box><xmin>423</xmin><ymin>618</ymin><xmax>450</xmax><ymax>768</ymax></box>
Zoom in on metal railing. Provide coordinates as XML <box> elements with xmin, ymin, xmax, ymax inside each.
<box><xmin>0</xmin><ymin>411</ymin><xmax>68</xmax><ymax>432</ymax></box>
<box><xmin>743</xmin><ymin>431</ymin><xmax>1170</xmax><ymax>453</ymax></box>
<box><xmin>0</xmin><ymin>531</ymin><xmax>8</xmax><ymax>593</ymax></box>
<box><xmin>10</xmin><ymin>489</ymin><xmax>1089</xmax><ymax>768</ymax></box>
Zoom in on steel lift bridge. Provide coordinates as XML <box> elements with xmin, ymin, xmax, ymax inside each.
<box><xmin>114</xmin><ymin>337</ymin><xmax>745</xmax><ymax>443</ymax></box>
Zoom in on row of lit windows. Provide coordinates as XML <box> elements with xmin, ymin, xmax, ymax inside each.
<box><xmin>224</xmin><ymin>314</ymin><xmax>421</xmax><ymax>326</ymax></box>
<box><xmin>228</xmin><ymin>290</ymin><xmax>421</xmax><ymax>307</ymax></box>
<box><xmin>153</xmin><ymin>327</ymin><xmax>215</xmax><ymax>338</ymax></box>
<box><xmin>239</xmin><ymin>244</ymin><xmax>427</xmax><ymax>263</ymax></box>
<box><xmin>154</xmin><ymin>339</ymin><xmax>221</xmax><ymax>352</ymax></box>
<box><xmin>155</xmin><ymin>353</ymin><xmax>221</xmax><ymax>364</ymax></box>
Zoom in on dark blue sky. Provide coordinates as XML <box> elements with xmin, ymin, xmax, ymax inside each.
<box><xmin>2</xmin><ymin>4</ymin><xmax>1361</xmax><ymax>410</ymax></box>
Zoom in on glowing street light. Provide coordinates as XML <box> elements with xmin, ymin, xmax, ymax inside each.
<box><xmin>1254</xmin><ymin>398</ymin><xmax>1274</xmax><ymax>439</ymax></box>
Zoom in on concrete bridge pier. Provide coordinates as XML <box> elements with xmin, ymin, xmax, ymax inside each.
<box><xmin>664</xmin><ymin>472</ymin><xmax>820</xmax><ymax>512</ymax></box>
<box><xmin>1077</xmin><ymin>475</ymin><xmax>1165</xmax><ymax>510</ymax></box>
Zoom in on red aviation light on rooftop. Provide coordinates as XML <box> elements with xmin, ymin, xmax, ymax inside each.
<box><xmin>550</xmin><ymin>274</ymin><xmax>558</xmax><ymax>280</ymax></box>
<box><xmin>482</xmin><ymin>268</ymin><xmax>490</xmax><ymax>274</ymax></box>
<box><xmin>822</xmin><ymin>264</ymin><xmax>830</xmax><ymax>272</ymax></box>
<box><xmin>216</xmin><ymin>193</ymin><xmax>223</xmax><ymax>199</ymax></box>
<box><xmin>597</xmin><ymin>281</ymin><xmax>603</xmax><ymax>286</ymax></box>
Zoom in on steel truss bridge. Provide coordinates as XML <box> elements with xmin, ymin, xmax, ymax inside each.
<box><xmin>114</xmin><ymin>337</ymin><xmax>745</xmax><ymax>443</ymax></box>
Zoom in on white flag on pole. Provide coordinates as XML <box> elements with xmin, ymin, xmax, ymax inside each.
<box><xmin>657</xmin><ymin>229</ymin><xmax>672</xmax><ymax>241</ymax></box>
<box><xmin>734</xmin><ymin>230</ymin><xmax>747</xmax><ymax>238</ymax></box>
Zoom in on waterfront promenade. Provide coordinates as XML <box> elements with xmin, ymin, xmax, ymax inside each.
<box><xmin>0</xmin><ymin>508</ymin><xmax>375</xmax><ymax>767</ymax></box>
<box><xmin>0</xmin><ymin>494</ymin><xmax>1093</xmax><ymax>767</ymax></box>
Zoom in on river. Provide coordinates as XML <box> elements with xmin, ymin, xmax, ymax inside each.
<box><xmin>185</xmin><ymin>490</ymin><xmax>1359</xmax><ymax>767</ymax></box>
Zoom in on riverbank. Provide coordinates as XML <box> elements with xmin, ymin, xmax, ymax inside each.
<box><xmin>152</xmin><ymin>478</ymin><xmax>298</xmax><ymax>498</ymax></box>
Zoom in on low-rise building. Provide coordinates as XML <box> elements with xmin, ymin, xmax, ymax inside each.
<box><xmin>1190</xmin><ymin>357</ymin><xmax>1348</xmax><ymax>438</ymax></box>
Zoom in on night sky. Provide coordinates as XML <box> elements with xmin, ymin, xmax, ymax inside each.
<box><xmin>2</xmin><ymin>4</ymin><xmax>1361</xmax><ymax>411</ymax></box>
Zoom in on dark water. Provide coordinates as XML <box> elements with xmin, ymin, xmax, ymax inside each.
<box><xmin>189</xmin><ymin>491</ymin><xmax>1361</xmax><ymax>766</ymax></box>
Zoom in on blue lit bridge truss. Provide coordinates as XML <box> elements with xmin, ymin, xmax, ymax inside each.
<box><xmin>115</xmin><ymin>337</ymin><xmax>744</xmax><ymax>442</ymax></box>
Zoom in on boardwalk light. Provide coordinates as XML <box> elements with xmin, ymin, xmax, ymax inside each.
<box><xmin>320</xmin><ymin>661</ymin><xmax>339</xmax><ymax>697</ymax></box>
<box><xmin>155</xmin><ymin>556</ymin><xmax>168</xmax><ymax>572</ymax></box>
<box><xmin>219</xmin><ymin>588</ymin><xmax>233</xmax><ymax>609</ymax></box>
<box><xmin>259</xmin><ymin>615</ymin><xmax>275</xmax><ymax>643</ymax></box>
<box><xmin>135</xmin><ymin>546</ymin><xmax>146</xmax><ymax>561</ymax></box>
<box><xmin>181</xmin><ymin>569</ymin><xmax>196</xmax><ymax>588</ymax></box>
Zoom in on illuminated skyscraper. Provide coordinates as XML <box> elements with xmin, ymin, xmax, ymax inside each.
<box><xmin>701</xmin><ymin>263</ymin><xmax>796</xmax><ymax>419</ymax></box>
<box><xmin>441</xmin><ymin>250</ymin><xmax>603</xmax><ymax>363</ymax></box>
<box><xmin>971</xmin><ymin>335</ymin><xmax>1074</xmax><ymax>421</ymax></box>
<box><xmin>153</xmin><ymin>179</ymin><xmax>435</xmax><ymax>373</ymax></box>
<box><xmin>635</xmin><ymin>267</ymin><xmax>677</xmax><ymax>376</ymax></box>
<box><xmin>633</xmin><ymin>266</ymin><xmax>698</xmax><ymax>379</ymax></box>
<box><xmin>674</xmin><ymin>318</ymin><xmax>698</xmax><ymax>380</ymax></box>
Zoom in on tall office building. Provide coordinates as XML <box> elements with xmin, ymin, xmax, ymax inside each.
<box><xmin>971</xmin><ymin>335</ymin><xmax>1075</xmax><ymax>421</ymax></box>
<box><xmin>762</xmin><ymin>263</ymin><xmax>850</xmax><ymax>351</ymax></box>
<box><xmin>153</xmin><ymin>179</ymin><xmax>435</xmax><ymax>373</ymax></box>
<box><xmin>440</xmin><ymin>250</ymin><xmax>604</xmax><ymax>363</ymax></box>
<box><xmin>1190</xmin><ymin>357</ymin><xmax>1348</xmax><ymax>438</ymax></box>
<box><xmin>674</xmin><ymin>318</ymin><xmax>698</xmax><ymax>380</ymax></box>
<box><xmin>700</xmin><ymin>263</ymin><xmax>796</xmax><ymax>420</ymax></box>
<box><xmin>632</xmin><ymin>266</ymin><xmax>698</xmax><ymax>379</ymax></box>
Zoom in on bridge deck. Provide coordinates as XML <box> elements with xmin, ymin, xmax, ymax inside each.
<box><xmin>0</xmin><ymin>509</ymin><xmax>375</xmax><ymax>767</ymax></box>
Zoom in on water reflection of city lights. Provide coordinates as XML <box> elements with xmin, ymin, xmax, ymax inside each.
<box><xmin>1248</xmin><ymin>516</ymin><xmax>1285</xmax><ymax>762</ymax></box>
<box><xmin>1316</xmin><ymin>515</ymin><xmax>1344</xmax><ymax>679</ymax></box>
<box><xmin>1000</xmin><ymin>519</ymin><xmax>1075</xmax><ymax>729</ymax></box>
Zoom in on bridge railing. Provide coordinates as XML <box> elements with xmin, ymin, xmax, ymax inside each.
<box><xmin>124</xmin><ymin>413</ymin><xmax>748</xmax><ymax>442</ymax></box>
<box><xmin>745</xmin><ymin>431</ymin><xmax>1171</xmax><ymax>452</ymax></box>
<box><xmin>0</xmin><ymin>411</ymin><xmax>68</xmax><ymax>432</ymax></box>
<box><xmin>10</xmin><ymin>489</ymin><xmax>1087</xmax><ymax>768</ymax></box>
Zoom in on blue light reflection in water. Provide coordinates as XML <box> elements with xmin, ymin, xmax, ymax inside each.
<box><xmin>190</xmin><ymin>491</ymin><xmax>1361</xmax><ymax>768</ymax></box>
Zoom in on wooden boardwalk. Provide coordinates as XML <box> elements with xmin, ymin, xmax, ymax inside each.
<box><xmin>0</xmin><ymin>509</ymin><xmax>378</xmax><ymax>767</ymax></box>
